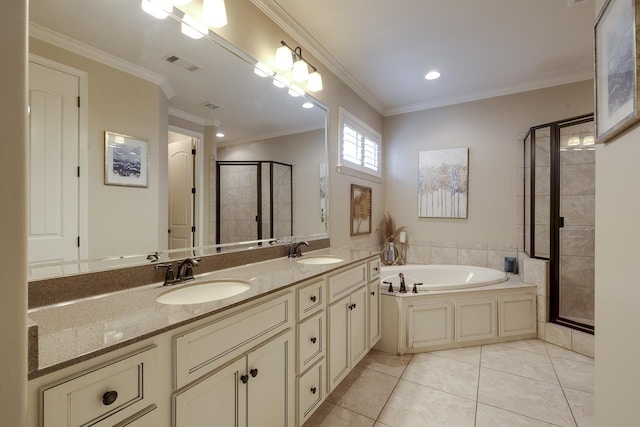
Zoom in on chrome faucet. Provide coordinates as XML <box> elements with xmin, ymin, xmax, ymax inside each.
<box><xmin>176</xmin><ymin>257</ymin><xmax>201</xmax><ymax>281</ymax></box>
<box><xmin>288</xmin><ymin>241</ymin><xmax>309</xmax><ymax>258</ymax></box>
<box><xmin>399</xmin><ymin>272</ymin><xmax>407</xmax><ymax>293</ymax></box>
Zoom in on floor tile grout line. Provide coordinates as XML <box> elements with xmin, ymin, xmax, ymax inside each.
<box><xmin>369</xmin><ymin>352</ymin><xmax>413</xmax><ymax>424</ymax></box>
<box><xmin>480</xmin><ymin>363</ymin><xmax>566</xmax><ymax>388</ymax></box>
<box><xmin>547</xmin><ymin>345</ymin><xmax>580</xmax><ymax>427</ymax></box>
<box><xmin>397</xmin><ymin>376</ymin><xmax>478</xmax><ymax>403</ymax></box>
<box><xmin>479</xmin><ymin>402</ymin><xmax>566</xmax><ymax>427</ymax></box>
<box><xmin>426</xmin><ymin>350</ymin><xmax>481</xmax><ymax>367</ymax></box>
<box><xmin>474</xmin><ymin>345</ymin><xmax>484</xmax><ymax>427</ymax></box>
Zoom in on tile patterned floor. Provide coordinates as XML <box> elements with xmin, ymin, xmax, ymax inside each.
<box><xmin>303</xmin><ymin>340</ymin><xmax>594</xmax><ymax>427</ymax></box>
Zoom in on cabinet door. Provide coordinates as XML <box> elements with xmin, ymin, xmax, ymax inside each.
<box><xmin>247</xmin><ymin>330</ymin><xmax>295</xmax><ymax>427</ymax></box>
<box><xmin>368</xmin><ymin>282</ymin><xmax>381</xmax><ymax>347</ymax></box>
<box><xmin>407</xmin><ymin>302</ymin><xmax>454</xmax><ymax>349</ymax></box>
<box><xmin>499</xmin><ymin>293</ymin><xmax>536</xmax><ymax>337</ymax></box>
<box><xmin>174</xmin><ymin>357</ymin><xmax>247</xmax><ymax>427</ymax></box>
<box><xmin>455</xmin><ymin>298</ymin><xmax>497</xmax><ymax>342</ymax></box>
<box><xmin>349</xmin><ymin>286</ymin><xmax>368</xmax><ymax>367</ymax></box>
<box><xmin>328</xmin><ymin>296</ymin><xmax>350</xmax><ymax>392</ymax></box>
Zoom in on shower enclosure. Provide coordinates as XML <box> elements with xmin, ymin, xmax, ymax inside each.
<box><xmin>216</xmin><ymin>161</ymin><xmax>293</xmax><ymax>244</ymax></box>
<box><xmin>522</xmin><ymin>114</ymin><xmax>595</xmax><ymax>333</ymax></box>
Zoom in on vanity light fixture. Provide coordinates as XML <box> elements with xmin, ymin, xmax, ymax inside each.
<box><xmin>567</xmin><ymin>136</ymin><xmax>581</xmax><ymax>146</ymax></box>
<box><xmin>288</xmin><ymin>85</ymin><xmax>305</xmax><ymax>98</ymax></box>
<box><xmin>583</xmin><ymin>135</ymin><xmax>595</xmax><ymax>145</ymax></box>
<box><xmin>274</xmin><ymin>41</ymin><xmax>323</xmax><ymax>92</ymax></box>
<box><xmin>141</xmin><ymin>0</ymin><xmax>173</xmax><ymax>19</ymax></box>
<box><xmin>425</xmin><ymin>70</ymin><xmax>441</xmax><ymax>80</ymax></box>
<box><xmin>254</xmin><ymin>62</ymin><xmax>274</xmax><ymax>78</ymax></box>
<box><xmin>302</xmin><ymin>102</ymin><xmax>314</xmax><ymax>109</ymax></box>
<box><xmin>181</xmin><ymin>15</ymin><xmax>208</xmax><ymax>39</ymax></box>
<box><xmin>202</xmin><ymin>0</ymin><xmax>227</xmax><ymax>28</ymax></box>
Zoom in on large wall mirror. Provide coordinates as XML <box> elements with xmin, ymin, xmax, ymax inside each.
<box><xmin>28</xmin><ymin>0</ymin><xmax>328</xmax><ymax>279</ymax></box>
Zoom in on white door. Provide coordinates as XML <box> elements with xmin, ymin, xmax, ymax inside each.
<box><xmin>168</xmin><ymin>138</ymin><xmax>195</xmax><ymax>249</ymax></box>
<box><xmin>28</xmin><ymin>61</ymin><xmax>79</xmax><ymax>263</ymax></box>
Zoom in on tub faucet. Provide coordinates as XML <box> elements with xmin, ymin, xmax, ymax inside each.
<box><xmin>176</xmin><ymin>257</ymin><xmax>201</xmax><ymax>282</ymax></box>
<box><xmin>399</xmin><ymin>272</ymin><xmax>407</xmax><ymax>293</ymax></box>
<box><xmin>288</xmin><ymin>241</ymin><xmax>309</xmax><ymax>258</ymax></box>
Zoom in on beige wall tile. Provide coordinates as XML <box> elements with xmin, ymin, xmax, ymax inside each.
<box><xmin>457</xmin><ymin>249</ymin><xmax>488</xmax><ymax>267</ymax></box>
<box><xmin>571</xmin><ymin>331</ymin><xmax>594</xmax><ymax>358</ymax></box>
<box><xmin>545</xmin><ymin>324</ymin><xmax>572</xmax><ymax>349</ymax></box>
<box><xmin>537</xmin><ymin>322</ymin><xmax>545</xmax><ymax>340</ymax></box>
<box><xmin>430</xmin><ymin>247</ymin><xmax>457</xmax><ymax>264</ymax></box>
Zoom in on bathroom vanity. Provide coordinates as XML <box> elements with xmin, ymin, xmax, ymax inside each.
<box><xmin>26</xmin><ymin>249</ymin><xmax>381</xmax><ymax>427</ymax></box>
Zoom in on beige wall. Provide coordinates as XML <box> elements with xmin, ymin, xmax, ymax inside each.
<box><xmin>1</xmin><ymin>0</ymin><xmax>28</xmax><ymax>424</ymax></box>
<box><xmin>593</xmin><ymin>0</ymin><xmax>639</xmax><ymax>422</ymax></box>
<box><xmin>218</xmin><ymin>129</ymin><xmax>326</xmax><ymax>238</ymax></box>
<box><xmin>383</xmin><ymin>81</ymin><xmax>593</xmax><ymax>247</ymax></box>
<box><xmin>211</xmin><ymin>0</ymin><xmax>385</xmax><ymax>248</ymax></box>
<box><xmin>29</xmin><ymin>39</ymin><xmax>168</xmax><ymax>259</ymax></box>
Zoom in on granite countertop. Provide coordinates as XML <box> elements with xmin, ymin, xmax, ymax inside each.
<box><xmin>27</xmin><ymin>247</ymin><xmax>379</xmax><ymax>379</ymax></box>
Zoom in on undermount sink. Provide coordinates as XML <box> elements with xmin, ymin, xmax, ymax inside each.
<box><xmin>156</xmin><ymin>280</ymin><xmax>251</xmax><ymax>305</ymax></box>
<box><xmin>295</xmin><ymin>256</ymin><xmax>344</xmax><ymax>265</ymax></box>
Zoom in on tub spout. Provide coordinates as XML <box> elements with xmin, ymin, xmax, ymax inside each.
<box><xmin>399</xmin><ymin>272</ymin><xmax>407</xmax><ymax>293</ymax></box>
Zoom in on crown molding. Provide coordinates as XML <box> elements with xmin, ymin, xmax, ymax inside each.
<box><xmin>250</xmin><ymin>0</ymin><xmax>385</xmax><ymax>114</ymax></box>
<box><xmin>29</xmin><ymin>23</ymin><xmax>176</xmax><ymax>99</ymax></box>
<box><xmin>168</xmin><ymin>107</ymin><xmax>215</xmax><ymax>126</ymax></box>
<box><xmin>385</xmin><ymin>70</ymin><xmax>594</xmax><ymax>116</ymax></box>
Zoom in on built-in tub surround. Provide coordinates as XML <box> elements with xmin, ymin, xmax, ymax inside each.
<box><xmin>381</xmin><ymin>264</ymin><xmax>507</xmax><ymax>291</ymax></box>
<box><xmin>27</xmin><ymin>246</ymin><xmax>374</xmax><ymax>379</ymax></box>
<box><xmin>403</xmin><ymin>240</ymin><xmax>518</xmax><ymax>272</ymax></box>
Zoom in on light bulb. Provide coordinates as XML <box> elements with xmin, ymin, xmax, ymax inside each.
<box><xmin>202</xmin><ymin>0</ymin><xmax>227</xmax><ymax>28</ymax></box>
<box><xmin>254</xmin><ymin>62</ymin><xmax>273</xmax><ymax>78</ymax></box>
<box><xmin>583</xmin><ymin>135</ymin><xmax>595</xmax><ymax>145</ymax></box>
<box><xmin>275</xmin><ymin>45</ymin><xmax>293</xmax><ymax>70</ymax></box>
<box><xmin>425</xmin><ymin>71</ymin><xmax>441</xmax><ymax>80</ymax></box>
<box><xmin>216</xmin><ymin>132</ymin><xmax>225</xmax><ymax>138</ymax></box>
<box><xmin>302</xmin><ymin>102</ymin><xmax>314</xmax><ymax>109</ymax></box>
<box><xmin>292</xmin><ymin>59</ymin><xmax>309</xmax><ymax>82</ymax></box>
<box><xmin>307</xmin><ymin>71</ymin><xmax>323</xmax><ymax>92</ymax></box>
<box><xmin>181</xmin><ymin>15</ymin><xmax>207</xmax><ymax>39</ymax></box>
<box><xmin>141</xmin><ymin>0</ymin><xmax>172</xmax><ymax>19</ymax></box>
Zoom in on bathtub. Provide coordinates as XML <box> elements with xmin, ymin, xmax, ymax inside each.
<box><xmin>375</xmin><ymin>263</ymin><xmax>536</xmax><ymax>355</ymax></box>
<box><xmin>381</xmin><ymin>264</ymin><xmax>507</xmax><ymax>292</ymax></box>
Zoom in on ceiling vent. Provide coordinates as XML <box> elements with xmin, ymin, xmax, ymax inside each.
<box><xmin>566</xmin><ymin>0</ymin><xmax>592</xmax><ymax>7</ymax></box>
<box><xmin>164</xmin><ymin>54</ymin><xmax>200</xmax><ymax>72</ymax></box>
<box><xmin>201</xmin><ymin>101</ymin><xmax>223</xmax><ymax>111</ymax></box>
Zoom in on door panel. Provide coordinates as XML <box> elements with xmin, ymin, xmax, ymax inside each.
<box><xmin>28</xmin><ymin>61</ymin><xmax>79</xmax><ymax>263</ymax></box>
<box><xmin>168</xmin><ymin>138</ymin><xmax>194</xmax><ymax>249</ymax></box>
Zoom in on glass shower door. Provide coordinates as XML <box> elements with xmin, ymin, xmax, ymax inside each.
<box><xmin>557</xmin><ymin>121</ymin><xmax>595</xmax><ymax>329</ymax></box>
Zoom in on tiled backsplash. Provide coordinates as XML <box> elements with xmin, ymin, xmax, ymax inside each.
<box><xmin>404</xmin><ymin>240</ymin><xmax>517</xmax><ymax>271</ymax></box>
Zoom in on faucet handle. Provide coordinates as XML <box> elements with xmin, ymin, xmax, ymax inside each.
<box><xmin>155</xmin><ymin>263</ymin><xmax>176</xmax><ymax>285</ymax></box>
<box><xmin>383</xmin><ymin>280</ymin><xmax>394</xmax><ymax>293</ymax></box>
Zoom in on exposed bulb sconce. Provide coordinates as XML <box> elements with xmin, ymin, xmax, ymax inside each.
<box><xmin>582</xmin><ymin>135</ymin><xmax>595</xmax><ymax>145</ymax></box>
<box><xmin>567</xmin><ymin>136</ymin><xmax>581</xmax><ymax>146</ymax></box>
<box><xmin>141</xmin><ymin>0</ymin><xmax>173</xmax><ymax>19</ymax></box>
<box><xmin>181</xmin><ymin>14</ymin><xmax>208</xmax><ymax>39</ymax></box>
<box><xmin>202</xmin><ymin>0</ymin><xmax>227</xmax><ymax>28</ymax></box>
<box><xmin>274</xmin><ymin>41</ymin><xmax>323</xmax><ymax>92</ymax></box>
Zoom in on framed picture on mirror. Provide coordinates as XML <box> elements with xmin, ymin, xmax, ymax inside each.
<box><xmin>350</xmin><ymin>184</ymin><xmax>372</xmax><ymax>236</ymax></box>
<box><xmin>595</xmin><ymin>0</ymin><xmax>640</xmax><ymax>144</ymax></box>
<box><xmin>104</xmin><ymin>131</ymin><xmax>149</xmax><ymax>188</ymax></box>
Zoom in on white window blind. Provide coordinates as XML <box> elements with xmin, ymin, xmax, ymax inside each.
<box><xmin>339</xmin><ymin>108</ymin><xmax>381</xmax><ymax>179</ymax></box>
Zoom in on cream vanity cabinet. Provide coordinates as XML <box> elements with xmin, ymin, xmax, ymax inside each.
<box><xmin>367</xmin><ymin>258</ymin><xmax>382</xmax><ymax>348</ymax></box>
<box><xmin>172</xmin><ymin>291</ymin><xmax>295</xmax><ymax>427</ymax></box>
<box><xmin>327</xmin><ymin>262</ymin><xmax>369</xmax><ymax>393</ymax></box>
<box><xmin>38</xmin><ymin>346</ymin><xmax>159</xmax><ymax>427</ymax></box>
<box><xmin>295</xmin><ymin>278</ymin><xmax>326</xmax><ymax>426</ymax></box>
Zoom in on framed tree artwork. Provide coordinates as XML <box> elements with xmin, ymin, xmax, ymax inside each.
<box><xmin>350</xmin><ymin>184</ymin><xmax>372</xmax><ymax>236</ymax></box>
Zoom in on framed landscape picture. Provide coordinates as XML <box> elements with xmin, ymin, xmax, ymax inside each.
<box><xmin>104</xmin><ymin>131</ymin><xmax>149</xmax><ymax>187</ymax></box>
<box><xmin>418</xmin><ymin>148</ymin><xmax>469</xmax><ymax>218</ymax></box>
<box><xmin>595</xmin><ymin>0</ymin><xmax>640</xmax><ymax>143</ymax></box>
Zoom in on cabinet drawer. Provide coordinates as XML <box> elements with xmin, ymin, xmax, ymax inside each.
<box><xmin>175</xmin><ymin>292</ymin><xmax>293</xmax><ymax>388</ymax></box>
<box><xmin>327</xmin><ymin>263</ymin><xmax>367</xmax><ymax>304</ymax></box>
<box><xmin>297</xmin><ymin>358</ymin><xmax>325</xmax><ymax>426</ymax></box>
<box><xmin>41</xmin><ymin>346</ymin><xmax>157</xmax><ymax>427</ymax></box>
<box><xmin>297</xmin><ymin>279</ymin><xmax>325</xmax><ymax>320</ymax></box>
<box><xmin>297</xmin><ymin>311</ymin><xmax>325</xmax><ymax>373</ymax></box>
<box><xmin>113</xmin><ymin>405</ymin><xmax>157</xmax><ymax>427</ymax></box>
<box><xmin>368</xmin><ymin>258</ymin><xmax>381</xmax><ymax>282</ymax></box>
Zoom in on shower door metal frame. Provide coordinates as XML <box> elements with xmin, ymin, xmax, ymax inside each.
<box><xmin>524</xmin><ymin>113</ymin><xmax>594</xmax><ymax>334</ymax></box>
<box><xmin>550</xmin><ymin>114</ymin><xmax>595</xmax><ymax>335</ymax></box>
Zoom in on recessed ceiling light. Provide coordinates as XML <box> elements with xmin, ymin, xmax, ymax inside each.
<box><xmin>302</xmin><ymin>102</ymin><xmax>314</xmax><ymax>109</ymax></box>
<box><xmin>216</xmin><ymin>132</ymin><xmax>225</xmax><ymax>138</ymax></box>
<box><xmin>425</xmin><ymin>71</ymin><xmax>441</xmax><ymax>80</ymax></box>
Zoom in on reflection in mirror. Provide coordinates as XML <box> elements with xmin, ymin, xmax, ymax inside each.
<box><xmin>27</xmin><ymin>0</ymin><xmax>328</xmax><ymax>279</ymax></box>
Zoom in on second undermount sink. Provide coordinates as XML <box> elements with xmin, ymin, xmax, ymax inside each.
<box><xmin>156</xmin><ymin>280</ymin><xmax>251</xmax><ymax>305</ymax></box>
<box><xmin>295</xmin><ymin>256</ymin><xmax>344</xmax><ymax>265</ymax></box>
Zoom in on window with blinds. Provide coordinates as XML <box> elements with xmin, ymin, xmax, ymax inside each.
<box><xmin>339</xmin><ymin>108</ymin><xmax>381</xmax><ymax>178</ymax></box>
